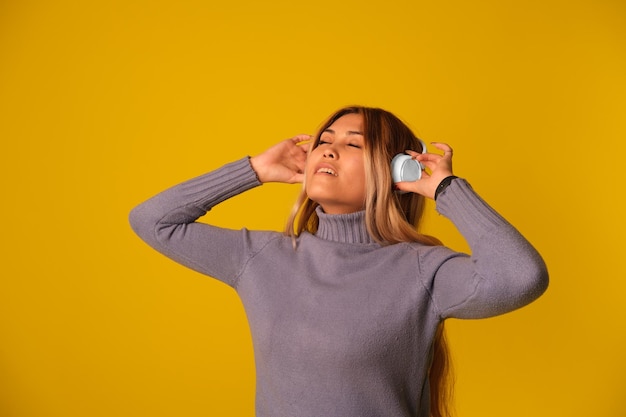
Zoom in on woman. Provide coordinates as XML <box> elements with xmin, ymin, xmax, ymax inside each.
<box><xmin>129</xmin><ymin>106</ymin><xmax>548</xmax><ymax>417</ymax></box>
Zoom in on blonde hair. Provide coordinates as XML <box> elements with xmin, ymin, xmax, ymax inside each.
<box><xmin>285</xmin><ymin>106</ymin><xmax>454</xmax><ymax>417</ymax></box>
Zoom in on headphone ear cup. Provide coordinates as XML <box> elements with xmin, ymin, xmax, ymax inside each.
<box><xmin>391</xmin><ymin>154</ymin><xmax>423</xmax><ymax>183</ymax></box>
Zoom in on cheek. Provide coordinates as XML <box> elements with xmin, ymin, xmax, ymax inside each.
<box><xmin>349</xmin><ymin>158</ymin><xmax>367</xmax><ymax>186</ymax></box>
<box><xmin>340</xmin><ymin>161</ymin><xmax>366</xmax><ymax>203</ymax></box>
<box><xmin>304</xmin><ymin>147</ymin><xmax>320</xmax><ymax>171</ymax></box>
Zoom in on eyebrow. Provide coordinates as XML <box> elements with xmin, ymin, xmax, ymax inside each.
<box><xmin>323</xmin><ymin>128</ymin><xmax>364</xmax><ymax>136</ymax></box>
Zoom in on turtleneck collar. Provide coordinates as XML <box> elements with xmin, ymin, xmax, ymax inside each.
<box><xmin>314</xmin><ymin>206</ymin><xmax>376</xmax><ymax>245</ymax></box>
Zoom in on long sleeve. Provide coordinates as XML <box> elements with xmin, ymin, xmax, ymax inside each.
<box><xmin>128</xmin><ymin>164</ymin><xmax>549</xmax><ymax>416</ymax></box>
<box><xmin>128</xmin><ymin>157</ymin><xmax>274</xmax><ymax>287</ymax></box>
<box><xmin>427</xmin><ymin>178</ymin><xmax>549</xmax><ymax>319</ymax></box>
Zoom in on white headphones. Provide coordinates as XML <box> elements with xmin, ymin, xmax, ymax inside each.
<box><xmin>391</xmin><ymin>140</ymin><xmax>427</xmax><ymax>183</ymax></box>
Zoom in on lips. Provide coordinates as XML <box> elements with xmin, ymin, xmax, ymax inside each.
<box><xmin>315</xmin><ymin>164</ymin><xmax>338</xmax><ymax>176</ymax></box>
<box><xmin>316</xmin><ymin>167</ymin><xmax>337</xmax><ymax>176</ymax></box>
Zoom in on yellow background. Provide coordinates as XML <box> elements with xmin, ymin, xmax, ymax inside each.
<box><xmin>1</xmin><ymin>0</ymin><xmax>625</xmax><ymax>416</ymax></box>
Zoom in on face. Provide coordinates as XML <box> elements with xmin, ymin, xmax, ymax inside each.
<box><xmin>305</xmin><ymin>113</ymin><xmax>366</xmax><ymax>214</ymax></box>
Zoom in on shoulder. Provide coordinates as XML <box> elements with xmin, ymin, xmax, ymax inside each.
<box><xmin>398</xmin><ymin>242</ymin><xmax>469</xmax><ymax>281</ymax></box>
<box><xmin>240</xmin><ymin>228</ymin><xmax>287</xmax><ymax>250</ymax></box>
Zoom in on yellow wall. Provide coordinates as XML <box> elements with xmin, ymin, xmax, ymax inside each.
<box><xmin>1</xmin><ymin>0</ymin><xmax>625</xmax><ymax>416</ymax></box>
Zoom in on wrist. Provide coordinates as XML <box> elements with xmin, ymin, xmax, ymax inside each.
<box><xmin>248</xmin><ymin>156</ymin><xmax>265</xmax><ymax>183</ymax></box>
<box><xmin>434</xmin><ymin>176</ymin><xmax>459</xmax><ymax>200</ymax></box>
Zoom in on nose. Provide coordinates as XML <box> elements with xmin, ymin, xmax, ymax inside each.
<box><xmin>323</xmin><ymin>148</ymin><xmax>336</xmax><ymax>159</ymax></box>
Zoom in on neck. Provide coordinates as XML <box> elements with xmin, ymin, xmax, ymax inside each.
<box><xmin>314</xmin><ymin>206</ymin><xmax>375</xmax><ymax>244</ymax></box>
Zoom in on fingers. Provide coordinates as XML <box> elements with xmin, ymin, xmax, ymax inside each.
<box><xmin>391</xmin><ymin>142</ymin><xmax>454</xmax><ymax>199</ymax></box>
<box><xmin>393</xmin><ymin>181</ymin><xmax>413</xmax><ymax>193</ymax></box>
<box><xmin>404</xmin><ymin>142</ymin><xmax>452</xmax><ymax>157</ymax></box>
<box><xmin>287</xmin><ymin>136</ymin><xmax>309</xmax><ymax>180</ymax></box>
<box><xmin>404</xmin><ymin>142</ymin><xmax>453</xmax><ymax>168</ymax></box>
<box><xmin>287</xmin><ymin>134</ymin><xmax>312</xmax><ymax>154</ymax></box>
<box><xmin>430</xmin><ymin>142</ymin><xmax>453</xmax><ymax>157</ymax></box>
<box><xmin>400</xmin><ymin>142</ymin><xmax>454</xmax><ymax>181</ymax></box>
<box><xmin>394</xmin><ymin>176</ymin><xmax>428</xmax><ymax>192</ymax></box>
<box><xmin>291</xmin><ymin>134</ymin><xmax>313</xmax><ymax>145</ymax></box>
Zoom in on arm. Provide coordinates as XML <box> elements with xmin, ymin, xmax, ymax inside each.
<box><xmin>396</xmin><ymin>142</ymin><xmax>548</xmax><ymax>318</ymax></box>
<box><xmin>128</xmin><ymin>136</ymin><xmax>310</xmax><ymax>286</ymax></box>
<box><xmin>430</xmin><ymin>179</ymin><xmax>549</xmax><ymax>319</ymax></box>
<box><xmin>128</xmin><ymin>157</ymin><xmax>263</xmax><ymax>286</ymax></box>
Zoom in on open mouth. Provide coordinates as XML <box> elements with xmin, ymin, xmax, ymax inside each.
<box><xmin>316</xmin><ymin>167</ymin><xmax>338</xmax><ymax>176</ymax></box>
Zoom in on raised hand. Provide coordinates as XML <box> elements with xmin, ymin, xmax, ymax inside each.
<box><xmin>394</xmin><ymin>142</ymin><xmax>455</xmax><ymax>199</ymax></box>
<box><xmin>249</xmin><ymin>135</ymin><xmax>312</xmax><ymax>184</ymax></box>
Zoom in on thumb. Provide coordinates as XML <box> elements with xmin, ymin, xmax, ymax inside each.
<box><xmin>393</xmin><ymin>181</ymin><xmax>416</xmax><ymax>194</ymax></box>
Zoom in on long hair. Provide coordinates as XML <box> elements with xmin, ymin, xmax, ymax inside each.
<box><xmin>284</xmin><ymin>106</ymin><xmax>454</xmax><ymax>417</ymax></box>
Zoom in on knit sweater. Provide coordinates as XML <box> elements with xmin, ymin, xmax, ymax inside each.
<box><xmin>129</xmin><ymin>157</ymin><xmax>548</xmax><ymax>417</ymax></box>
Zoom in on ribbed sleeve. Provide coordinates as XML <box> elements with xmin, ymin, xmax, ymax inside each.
<box><xmin>128</xmin><ymin>157</ymin><xmax>264</xmax><ymax>285</ymax></box>
<box><xmin>431</xmin><ymin>178</ymin><xmax>549</xmax><ymax>318</ymax></box>
<box><xmin>435</xmin><ymin>178</ymin><xmax>509</xmax><ymax>239</ymax></box>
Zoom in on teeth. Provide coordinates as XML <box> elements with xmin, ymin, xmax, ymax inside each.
<box><xmin>317</xmin><ymin>167</ymin><xmax>337</xmax><ymax>176</ymax></box>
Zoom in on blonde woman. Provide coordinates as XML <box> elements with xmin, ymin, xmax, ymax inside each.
<box><xmin>129</xmin><ymin>106</ymin><xmax>548</xmax><ymax>417</ymax></box>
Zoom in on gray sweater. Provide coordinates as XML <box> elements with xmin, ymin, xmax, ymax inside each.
<box><xmin>129</xmin><ymin>157</ymin><xmax>548</xmax><ymax>417</ymax></box>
